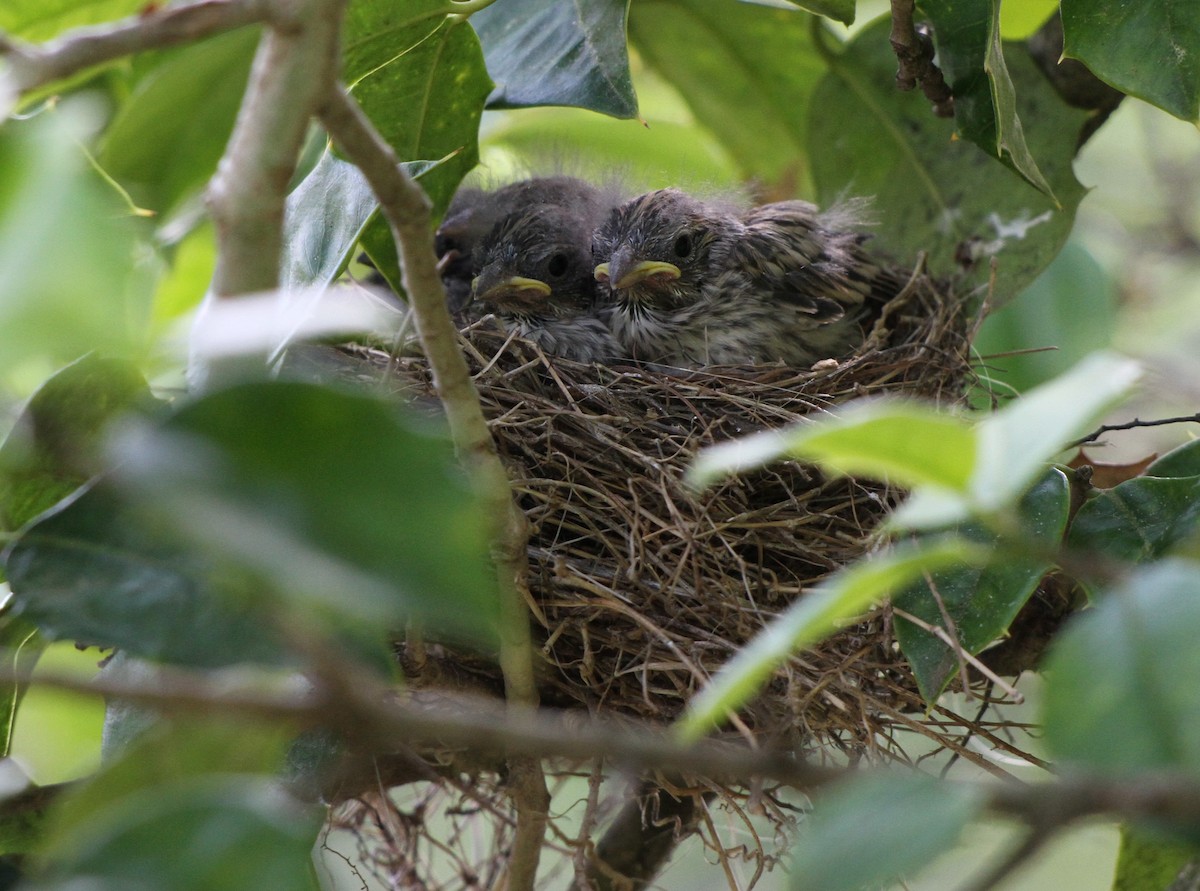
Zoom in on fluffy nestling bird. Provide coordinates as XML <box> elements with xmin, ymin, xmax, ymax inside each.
<box><xmin>593</xmin><ymin>188</ymin><xmax>904</xmax><ymax>367</ymax></box>
<box><xmin>470</xmin><ymin>194</ymin><xmax>622</xmax><ymax>364</ymax></box>
<box><xmin>436</xmin><ymin>176</ymin><xmax>611</xmax><ymax>316</ymax></box>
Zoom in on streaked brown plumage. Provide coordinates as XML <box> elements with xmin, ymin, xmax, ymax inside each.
<box><xmin>593</xmin><ymin>188</ymin><xmax>903</xmax><ymax>367</ymax></box>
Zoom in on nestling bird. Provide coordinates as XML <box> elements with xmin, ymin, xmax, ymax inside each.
<box><xmin>470</xmin><ymin>196</ymin><xmax>622</xmax><ymax>364</ymax></box>
<box><xmin>436</xmin><ymin>176</ymin><xmax>614</xmax><ymax>316</ymax></box>
<box><xmin>593</xmin><ymin>189</ymin><xmax>903</xmax><ymax>367</ymax></box>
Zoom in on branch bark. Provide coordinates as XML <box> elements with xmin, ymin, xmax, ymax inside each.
<box><xmin>1</xmin><ymin>0</ymin><xmax>270</xmax><ymax>95</ymax></box>
<box><xmin>889</xmin><ymin>0</ymin><xmax>954</xmax><ymax>118</ymax></box>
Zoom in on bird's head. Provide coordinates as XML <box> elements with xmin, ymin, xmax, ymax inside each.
<box><xmin>593</xmin><ymin>189</ymin><xmax>727</xmax><ymax>312</ymax></box>
<box><xmin>470</xmin><ymin>207</ymin><xmax>598</xmax><ymax>320</ymax></box>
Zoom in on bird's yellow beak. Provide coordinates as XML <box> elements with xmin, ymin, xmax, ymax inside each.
<box><xmin>474</xmin><ymin>275</ymin><xmax>552</xmax><ymax>305</ymax></box>
<box><xmin>596</xmin><ymin>259</ymin><xmax>681</xmax><ymax>290</ymax></box>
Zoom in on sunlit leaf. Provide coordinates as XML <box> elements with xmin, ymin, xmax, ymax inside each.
<box><xmin>0</xmin><ymin>0</ymin><xmax>145</xmax><ymax>41</ymax></box>
<box><xmin>1061</xmin><ymin>0</ymin><xmax>1200</xmax><ymax>122</ymax></box>
<box><xmin>895</xmin><ymin>468</ymin><xmax>1068</xmax><ymax>700</ymax></box>
<box><xmin>677</xmin><ymin>539</ymin><xmax>983</xmax><ymax>741</ymax></box>
<box><xmin>688</xmin><ymin>400</ymin><xmax>976</xmax><ymax>492</ymax></box>
<box><xmin>1043</xmin><ymin>560</ymin><xmax>1200</xmax><ymax>776</ymax></box>
<box><xmin>631</xmin><ymin>0</ymin><xmax>824</xmax><ymax>190</ymax></box>
<box><xmin>809</xmin><ymin>18</ymin><xmax>1088</xmax><ymax>299</ymax></box>
<box><xmin>770</xmin><ymin>0</ymin><xmax>855</xmax><ymax>26</ymax></box>
<box><xmin>470</xmin><ymin>0</ymin><xmax>636</xmax><ymax>117</ymax></box>
<box><xmin>791</xmin><ymin>771</ymin><xmax>984</xmax><ymax>891</ymax></box>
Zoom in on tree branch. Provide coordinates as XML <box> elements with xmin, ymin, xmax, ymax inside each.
<box><xmin>1071</xmin><ymin>413</ymin><xmax>1200</xmax><ymax>448</ymax></box>
<box><xmin>1</xmin><ymin>0</ymin><xmax>270</xmax><ymax>95</ymax></box>
<box><xmin>889</xmin><ymin>0</ymin><xmax>954</xmax><ymax>118</ymax></box>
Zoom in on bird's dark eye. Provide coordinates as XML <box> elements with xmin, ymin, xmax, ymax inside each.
<box><xmin>673</xmin><ymin>233</ymin><xmax>692</xmax><ymax>258</ymax></box>
<box><xmin>547</xmin><ymin>253</ymin><xmax>569</xmax><ymax>277</ymax></box>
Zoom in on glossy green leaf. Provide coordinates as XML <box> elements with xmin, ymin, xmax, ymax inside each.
<box><xmin>1061</xmin><ymin>0</ymin><xmax>1200</xmax><ymax>122</ymax></box>
<box><xmin>892</xmin><ymin>351</ymin><xmax>1141</xmax><ymax>529</ymax></box>
<box><xmin>790</xmin><ymin>771</ymin><xmax>984</xmax><ymax>891</ymax></box>
<box><xmin>117</xmin><ymin>382</ymin><xmax>498</xmax><ymax>644</ymax></box>
<box><xmin>895</xmin><ymin>468</ymin><xmax>1068</xmax><ymax>700</ymax></box>
<box><xmin>344</xmin><ymin>3</ymin><xmax>493</xmax><ymax>213</ymax></box>
<box><xmin>4</xmin><ymin>482</ymin><xmax>290</xmax><ymax>668</ymax></box>
<box><xmin>677</xmin><ymin>539</ymin><xmax>984</xmax><ymax>741</ymax></box>
<box><xmin>972</xmin><ymin>240</ymin><xmax>1118</xmax><ymax>400</ymax></box>
<box><xmin>0</xmin><ymin>0</ymin><xmax>144</xmax><ymax>41</ymax></box>
<box><xmin>1068</xmin><ymin>440</ymin><xmax>1200</xmax><ymax>565</ymax></box>
<box><xmin>688</xmin><ymin>400</ymin><xmax>976</xmax><ymax>492</ymax></box>
<box><xmin>630</xmin><ymin>0</ymin><xmax>824</xmax><ymax>189</ymax></box>
<box><xmin>0</xmin><ymin>355</ymin><xmax>154</xmax><ymax>535</ymax></box>
<box><xmin>1043</xmin><ymin>560</ymin><xmax>1200</xmax><ymax>776</ymax></box>
<box><xmin>39</xmin><ymin>774</ymin><xmax>322</xmax><ymax>891</ymax></box>
<box><xmin>470</xmin><ymin>0</ymin><xmax>636</xmax><ymax>117</ymax></box>
<box><xmin>0</xmin><ymin>107</ymin><xmax>150</xmax><ymax>374</ymax></box>
<box><xmin>919</xmin><ymin>0</ymin><xmax>1054</xmax><ymax>197</ymax></box>
<box><xmin>99</xmin><ymin>28</ymin><xmax>259</xmax><ymax>216</ymax></box>
<box><xmin>808</xmin><ymin>18</ymin><xmax>1088</xmax><ymax>299</ymax></box>
<box><xmin>772</xmin><ymin>0</ymin><xmax>855</xmax><ymax>26</ymax></box>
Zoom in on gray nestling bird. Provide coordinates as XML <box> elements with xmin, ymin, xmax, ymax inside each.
<box><xmin>436</xmin><ymin>176</ymin><xmax>612</xmax><ymax>316</ymax></box>
<box><xmin>471</xmin><ymin>200</ymin><xmax>622</xmax><ymax>364</ymax></box>
<box><xmin>593</xmin><ymin>188</ymin><xmax>903</xmax><ymax>367</ymax></box>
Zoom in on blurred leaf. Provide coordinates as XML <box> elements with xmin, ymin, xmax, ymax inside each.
<box><xmin>99</xmin><ymin>28</ymin><xmax>259</xmax><ymax>215</ymax></box>
<box><xmin>38</xmin><ymin>775</ymin><xmax>322</xmax><ymax>891</ymax></box>
<box><xmin>809</xmin><ymin>18</ymin><xmax>1088</xmax><ymax>299</ymax></box>
<box><xmin>0</xmin><ymin>621</ymin><xmax>43</xmax><ymax>760</ymax></box>
<box><xmin>972</xmin><ymin>240</ymin><xmax>1119</xmax><ymax>401</ymax></box>
<box><xmin>630</xmin><ymin>0</ymin><xmax>824</xmax><ymax>189</ymax></box>
<box><xmin>771</xmin><ymin>0</ymin><xmax>855</xmax><ymax>26</ymax></box>
<box><xmin>919</xmin><ymin>0</ymin><xmax>1054</xmax><ymax>197</ymax></box>
<box><xmin>1068</xmin><ymin>440</ymin><xmax>1200</xmax><ymax>566</ymax></box>
<box><xmin>998</xmin><ymin>0</ymin><xmax>1057</xmax><ymax>39</ymax></box>
<box><xmin>0</xmin><ymin>107</ymin><xmax>150</xmax><ymax>373</ymax></box>
<box><xmin>3</xmin><ymin>481</ymin><xmax>290</xmax><ymax>668</ymax></box>
<box><xmin>0</xmin><ymin>766</ymin><xmax>57</xmax><ymax>856</ymax></box>
<box><xmin>0</xmin><ymin>0</ymin><xmax>144</xmax><ymax>41</ymax></box>
<box><xmin>688</xmin><ymin>400</ymin><xmax>976</xmax><ymax>492</ymax></box>
<box><xmin>469</xmin><ymin>0</ymin><xmax>636</xmax><ymax>117</ymax></box>
<box><xmin>677</xmin><ymin>539</ymin><xmax>983</xmax><ymax>741</ymax></box>
<box><xmin>1113</xmin><ymin>826</ymin><xmax>1195</xmax><ymax>891</ymax></box>
<box><xmin>1061</xmin><ymin>0</ymin><xmax>1200</xmax><ymax>122</ymax></box>
<box><xmin>344</xmin><ymin>3</ymin><xmax>492</xmax><ymax>213</ymax></box>
<box><xmin>895</xmin><ymin>468</ymin><xmax>1068</xmax><ymax>700</ymax></box>
<box><xmin>116</xmin><ymin>382</ymin><xmax>498</xmax><ymax>645</ymax></box>
<box><xmin>790</xmin><ymin>771</ymin><xmax>984</xmax><ymax>891</ymax></box>
<box><xmin>1043</xmin><ymin>560</ymin><xmax>1200</xmax><ymax>776</ymax></box>
<box><xmin>0</xmin><ymin>355</ymin><xmax>154</xmax><ymax>534</ymax></box>
<box><xmin>151</xmin><ymin>221</ymin><xmax>216</xmax><ymax>326</ymax></box>
<box><xmin>893</xmin><ymin>351</ymin><xmax>1141</xmax><ymax>529</ymax></box>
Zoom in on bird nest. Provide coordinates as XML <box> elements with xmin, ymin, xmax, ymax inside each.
<box><xmin>334</xmin><ymin>266</ymin><xmax>1018</xmax><ymax>765</ymax></box>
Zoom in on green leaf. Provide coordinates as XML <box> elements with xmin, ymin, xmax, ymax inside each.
<box><xmin>771</xmin><ymin>0</ymin><xmax>855</xmax><ymax>26</ymax></box>
<box><xmin>98</xmin><ymin>28</ymin><xmax>259</xmax><ymax>216</ymax></box>
<box><xmin>1113</xmin><ymin>826</ymin><xmax>1195</xmax><ymax>891</ymax></box>
<box><xmin>972</xmin><ymin>240</ymin><xmax>1119</xmax><ymax>400</ymax></box>
<box><xmin>0</xmin><ymin>107</ymin><xmax>150</xmax><ymax>374</ymax></box>
<box><xmin>1043</xmin><ymin>560</ymin><xmax>1200</xmax><ymax>776</ymax></box>
<box><xmin>808</xmin><ymin>18</ymin><xmax>1088</xmax><ymax>298</ymax></box>
<box><xmin>1061</xmin><ymin>0</ymin><xmax>1200</xmax><ymax>122</ymax></box>
<box><xmin>344</xmin><ymin>4</ymin><xmax>493</xmax><ymax>213</ymax></box>
<box><xmin>630</xmin><ymin>0</ymin><xmax>825</xmax><ymax>189</ymax></box>
<box><xmin>469</xmin><ymin>0</ymin><xmax>637</xmax><ymax>117</ymax></box>
<box><xmin>1068</xmin><ymin>440</ymin><xmax>1200</xmax><ymax>565</ymax></box>
<box><xmin>790</xmin><ymin>771</ymin><xmax>984</xmax><ymax>891</ymax></box>
<box><xmin>0</xmin><ymin>355</ymin><xmax>154</xmax><ymax>535</ymax></box>
<box><xmin>892</xmin><ymin>351</ymin><xmax>1141</xmax><ymax>529</ymax></box>
<box><xmin>677</xmin><ymin>539</ymin><xmax>984</xmax><ymax>741</ymax></box>
<box><xmin>919</xmin><ymin>0</ymin><xmax>1054</xmax><ymax>198</ymax></box>
<box><xmin>687</xmin><ymin>400</ymin><xmax>977</xmax><ymax>492</ymax></box>
<box><xmin>0</xmin><ymin>621</ymin><xmax>44</xmax><ymax>760</ymax></box>
<box><xmin>0</xmin><ymin>0</ymin><xmax>145</xmax><ymax>41</ymax></box>
<box><xmin>39</xmin><ymin>774</ymin><xmax>322</xmax><ymax>891</ymax></box>
<box><xmin>895</xmin><ymin>468</ymin><xmax>1068</xmax><ymax>700</ymax></box>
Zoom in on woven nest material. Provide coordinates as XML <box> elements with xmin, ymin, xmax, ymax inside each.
<box><xmin>338</xmin><ymin>267</ymin><xmax>1003</xmax><ymax>763</ymax></box>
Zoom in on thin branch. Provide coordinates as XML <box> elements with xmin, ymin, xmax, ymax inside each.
<box><xmin>1071</xmin><ymin>413</ymin><xmax>1200</xmax><ymax>448</ymax></box>
<box><xmin>889</xmin><ymin>0</ymin><xmax>954</xmax><ymax>117</ymax></box>
<box><xmin>1</xmin><ymin>0</ymin><xmax>270</xmax><ymax>95</ymax></box>
<box><xmin>960</xmin><ymin>828</ymin><xmax>1055</xmax><ymax>891</ymax></box>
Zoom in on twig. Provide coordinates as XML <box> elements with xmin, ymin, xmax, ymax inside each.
<box><xmin>889</xmin><ymin>0</ymin><xmax>954</xmax><ymax>117</ymax></box>
<box><xmin>892</xmin><ymin>607</ymin><xmax>1023</xmax><ymax>702</ymax></box>
<box><xmin>1071</xmin><ymin>413</ymin><xmax>1200</xmax><ymax>448</ymax></box>
<box><xmin>960</xmin><ymin>828</ymin><xmax>1054</xmax><ymax>891</ymax></box>
<box><xmin>2</xmin><ymin>0</ymin><xmax>271</xmax><ymax>95</ymax></box>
